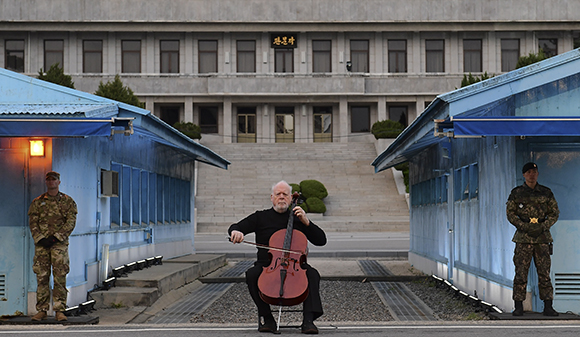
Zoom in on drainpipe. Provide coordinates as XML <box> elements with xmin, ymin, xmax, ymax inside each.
<box><xmin>100</xmin><ymin>244</ymin><xmax>109</xmax><ymax>284</ymax></box>
<box><xmin>447</xmin><ymin>167</ymin><xmax>455</xmax><ymax>283</ymax></box>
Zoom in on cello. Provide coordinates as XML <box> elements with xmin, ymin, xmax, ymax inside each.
<box><xmin>257</xmin><ymin>192</ymin><xmax>309</xmax><ymax>307</ymax></box>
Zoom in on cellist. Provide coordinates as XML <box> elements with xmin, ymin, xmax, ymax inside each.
<box><xmin>229</xmin><ymin>180</ymin><xmax>327</xmax><ymax>334</ymax></box>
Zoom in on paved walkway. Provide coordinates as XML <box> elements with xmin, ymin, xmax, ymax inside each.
<box><xmin>193</xmin><ymin>231</ymin><xmax>410</xmax><ymax>258</ymax></box>
<box><xmin>95</xmin><ymin>257</ymin><xmax>424</xmax><ymax>325</ymax></box>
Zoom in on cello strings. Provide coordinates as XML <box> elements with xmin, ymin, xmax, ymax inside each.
<box><xmin>226</xmin><ymin>236</ymin><xmax>305</xmax><ymax>255</ymax></box>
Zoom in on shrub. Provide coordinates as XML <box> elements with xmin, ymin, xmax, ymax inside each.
<box><xmin>290</xmin><ymin>183</ymin><xmax>301</xmax><ymax>194</ymax></box>
<box><xmin>371</xmin><ymin>120</ymin><xmax>405</xmax><ymax>139</ymax></box>
<box><xmin>291</xmin><ymin>180</ymin><xmax>328</xmax><ymax>214</ymax></box>
<box><xmin>516</xmin><ymin>49</ymin><xmax>548</xmax><ymax>69</ymax></box>
<box><xmin>300</xmin><ymin>180</ymin><xmax>328</xmax><ymax>200</ymax></box>
<box><xmin>394</xmin><ymin>162</ymin><xmax>409</xmax><ymax>193</ymax></box>
<box><xmin>173</xmin><ymin>122</ymin><xmax>201</xmax><ymax>140</ymax></box>
<box><xmin>460</xmin><ymin>72</ymin><xmax>494</xmax><ymax>88</ymax></box>
<box><xmin>305</xmin><ymin>197</ymin><xmax>326</xmax><ymax>214</ymax></box>
<box><xmin>94</xmin><ymin>74</ymin><xmax>143</xmax><ymax>108</ymax></box>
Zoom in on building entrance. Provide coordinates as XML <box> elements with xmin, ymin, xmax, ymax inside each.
<box><xmin>314</xmin><ymin>107</ymin><xmax>332</xmax><ymax>142</ymax></box>
<box><xmin>275</xmin><ymin>107</ymin><xmax>294</xmax><ymax>143</ymax></box>
<box><xmin>0</xmin><ymin>149</ymin><xmax>29</xmax><ymax>315</ymax></box>
<box><xmin>237</xmin><ymin>107</ymin><xmax>256</xmax><ymax>143</ymax></box>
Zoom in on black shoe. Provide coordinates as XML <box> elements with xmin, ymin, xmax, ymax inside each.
<box><xmin>542</xmin><ymin>306</ymin><xmax>560</xmax><ymax>317</ymax></box>
<box><xmin>543</xmin><ymin>308</ymin><xmax>560</xmax><ymax>316</ymax></box>
<box><xmin>258</xmin><ymin>316</ymin><xmax>278</xmax><ymax>333</ymax></box>
<box><xmin>512</xmin><ymin>300</ymin><xmax>524</xmax><ymax>316</ymax></box>
<box><xmin>301</xmin><ymin>321</ymin><xmax>319</xmax><ymax>334</ymax></box>
<box><xmin>543</xmin><ymin>301</ymin><xmax>559</xmax><ymax>317</ymax></box>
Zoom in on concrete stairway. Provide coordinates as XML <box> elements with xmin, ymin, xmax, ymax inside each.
<box><xmin>195</xmin><ymin>142</ymin><xmax>409</xmax><ymax>233</ymax></box>
<box><xmin>91</xmin><ymin>254</ymin><xmax>226</xmax><ymax>309</ymax></box>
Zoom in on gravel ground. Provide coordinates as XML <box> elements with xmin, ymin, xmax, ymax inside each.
<box><xmin>190</xmin><ymin>278</ymin><xmax>490</xmax><ymax>324</ymax></box>
<box><xmin>405</xmin><ymin>278</ymin><xmax>490</xmax><ymax>321</ymax></box>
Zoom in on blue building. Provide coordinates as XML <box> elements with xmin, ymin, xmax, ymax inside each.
<box><xmin>373</xmin><ymin>48</ymin><xmax>580</xmax><ymax>313</ymax></box>
<box><xmin>0</xmin><ymin>68</ymin><xmax>229</xmax><ymax>316</ymax></box>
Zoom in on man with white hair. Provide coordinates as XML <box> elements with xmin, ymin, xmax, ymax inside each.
<box><xmin>229</xmin><ymin>180</ymin><xmax>327</xmax><ymax>334</ymax></box>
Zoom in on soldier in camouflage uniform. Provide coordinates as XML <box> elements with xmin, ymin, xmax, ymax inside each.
<box><xmin>506</xmin><ymin>162</ymin><xmax>559</xmax><ymax>317</ymax></box>
<box><xmin>28</xmin><ymin>171</ymin><xmax>77</xmax><ymax>322</ymax></box>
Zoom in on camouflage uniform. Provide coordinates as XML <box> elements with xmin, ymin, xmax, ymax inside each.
<box><xmin>28</xmin><ymin>191</ymin><xmax>77</xmax><ymax>312</ymax></box>
<box><xmin>506</xmin><ymin>182</ymin><xmax>559</xmax><ymax>301</ymax></box>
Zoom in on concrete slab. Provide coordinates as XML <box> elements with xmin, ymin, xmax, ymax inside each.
<box><xmin>92</xmin><ymin>286</ymin><xmax>159</xmax><ymax>308</ymax></box>
<box><xmin>166</xmin><ymin>253</ymin><xmax>227</xmax><ymax>276</ymax></box>
<box><xmin>0</xmin><ymin>315</ymin><xmax>99</xmax><ymax>325</ymax></box>
<box><xmin>490</xmin><ymin>311</ymin><xmax>580</xmax><ymax>320</ymax></box>
<box><xmin>92</xmin><ymin>254</ymin><xmax>226</xmax><ymax>310</ymax></box>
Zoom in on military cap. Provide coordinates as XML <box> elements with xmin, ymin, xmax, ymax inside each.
<box><xmin>522</xmin><ymin>162</ymin><xmax>538</xmax><ymax>174</ymax></box>
<box><xmin>45</xmin><ymin>171</ymin><xmax>60</xmax><ymax>180</ymax></box>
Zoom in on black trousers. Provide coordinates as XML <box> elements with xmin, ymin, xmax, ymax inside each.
<box><xmin>246</xmin><ymin>261</ymin><xmax>323</xmax><ymax>321</ymax></box>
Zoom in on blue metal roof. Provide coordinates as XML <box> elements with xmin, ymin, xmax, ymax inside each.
<box><xmin>0</xmin><ymin>103</ymin><xmax>118</xmax><ymax>117</ymax></box>
<box><xmin>0</xmin><ymin>68</ymin><xmax>229</xmax><ymax>169</ymax></box>
<box><xmin>372</xmin><ymin>48</ymin><xmax>580</xmax><ymax>173</ymax></box>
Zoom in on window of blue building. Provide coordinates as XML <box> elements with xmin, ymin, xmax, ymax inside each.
<box><xmin>109</xmin><ymin>163</ymin><xmax>191</xmax><ymax>228</ymax></box>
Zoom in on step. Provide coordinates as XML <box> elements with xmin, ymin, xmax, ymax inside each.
<box><xmin>91</xmin><ymin>254</ymin><xmax>226</xmax><ymax>309</ymax></box>
<box><xmin>195</xmin><ymin>141</ymin><xmax>409</xmax><ymax>234</ymax></box>
<box><xmin>197</xmin><ymin>216</ymin><xmax>410</xmax><ymax>233</ymax></box>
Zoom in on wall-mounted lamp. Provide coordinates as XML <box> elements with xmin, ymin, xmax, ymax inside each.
<box><xmin>346</xmin><ymin>61</ymin><xmax>352</xmax><ymax>72</ymax></box>
<box><xmin>29</xmin><ymin>140</ymin><xmax>45</xmax><ymax>157</ymax></box>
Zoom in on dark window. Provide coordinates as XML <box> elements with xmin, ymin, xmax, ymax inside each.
<box><xmin>312</xmin><ymin>40</ymin><xmax>331</xmax><ymax>73</ymax></box>
<box><xmin>199</xmin><ymin>40</ymin><xmax>218</xmax><ymax>73</ymax></box>
<box><xmin>237</xmin><ymin>40</ymin><xmax>255</xmax><ymax>73</ymax></box>
<box><xmin>426</xmin><ymin>39</ymin><xmax>444</xmax><ymax>72</ymax></box>
<box><xmin>351</xmin><ymin>106</ymin><xmax>370</xmax><ymax>133</ymax></box>
<box><xmin>275</xmin><ymin>48</ymin><xmax>293</xmax><ymax>73</ymax></box>
<box><xmin>199</xmin><ymin>106</ymin><xmax>219</xmax><ymax>133</ymax></box>
<box><xmin>148</xmin><ymin>173</ymin><xmax>156</xmax><ymax>225</ymax></box>
<box><xmin>389</xmin><ymin>106</ymin><xmax>408</xmax><ymax>127</ymax></box>
<box><xmin>110</xmin><ymin>163</ymin><xmax>121</xmax><ymax>227</ymax></box>
<box><xmin>156</xmin><ymin>174</ymin><xmax>164</xmax><ymax>224</ymax></box>
<box><xmin>539</xmin><ymin>38</ymin><xmax>558</xmax><ymax>58</ymax></box>
<box><xmin>501</xmin><ymin>39</ymin><xmax>520</xmax><ymax>72</ymax></box>
<box><xmin>122</xmin><ymin>166</ymin><xmax>131</xmax><ymax>226</ymax></box>
<box><xmin>159</xmin><ymin>106</ymin><xmax>180</xmax><ymax>126</ymax></box>
<box><xmin>161</xmin><ymin>40</ymin><xmax>179</xmax><ymax>73</ymax></box>
<box><xmin>350</xmin><ymin>40</ymin><xmax>369</xmax><ymax>72</ymax></box>
<box><xmin>83</xmin><ymin>40</ymin><xmax>102</xmax><ymax>73</ymax></box>
<box><xmin>463</xmin><ymin>39</ymin><xmax>482</xmax><ymax>73</ymax></box>
<box><xmin>122</xmin><ymin>40</ymin><xmax>141</xmax><ymax>73</ymax></box>
<box><xmin>5</xmin><ymin>40</ymin><xmax>24</xmax><ymax>72</ymax></box>
<box><xmin>140</xmin><ymin>171</ymin><xmax>149</xmax><ymax>225</ymax></box>
<box><xmin>388</xmin><ymin>40</ymin><xmax>407</xmax><ymax>73</ymax></box>
<box><xmin>44</xmin><ymin>40</ymin><xmax>64</xmax><ymax>71</ymax></box>
<box><xmin>132</xmin><ymin>168</ymin><xmax>140</xmax><ymax>226</ymax></box>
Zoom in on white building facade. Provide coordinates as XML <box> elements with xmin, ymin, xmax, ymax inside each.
<box><xmin>1</xmin><ymin>0</ymin><xmax>579</xmax><ymax>144</ymax></box>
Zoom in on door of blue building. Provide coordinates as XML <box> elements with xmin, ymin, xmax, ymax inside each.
<box><xmin>0</xmin><ymin>149</ymin><xmax>29</xmax><ymax>315</ymax></box>
<box><xmin>531</xmin><ymin>144</ymin><xmax>580</xmax><ymax>313</ymax></box>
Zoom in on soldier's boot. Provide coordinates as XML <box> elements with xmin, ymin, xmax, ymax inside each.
<box><xmin>543</xmin><ymin>300</ymin><xmax>559</xmax><ymax>316</ymax></box>
<box><xmin>31</xmin><ymin>311</ymin><xmax>47</xmax><ymax>321</ymax></box>
<box><xmin>55</xmin><ymin>311</ymin><xmax>68</xmax><ymax>321</ymax></box>
<box><xmin>512</xmin><ymin>301</ymin><xmax>524</xmax><ymax>316</ymax></box>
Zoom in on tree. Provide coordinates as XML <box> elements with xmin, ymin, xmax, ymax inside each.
<box><xmin>37</xmin><ymin>63</ymin><xmax>75</xmax><ymax>89</ymax></box>
<box><xmin>516</xmin><ymin>49</ymin><xmax>548</xmax><ymax>69</ymax></box>
<box><xmin>460</xmin><ymin>72</ymin><xmax>493</xmax><ymax>88</ymax></box>
<box><xmin>173</xmin><ymin>122</ymin><xmax>201</xmax><ymax>140</ymax></box>
<box><xmin>94</xmin><ymin>75</ymin><xmax>144</xmax><ymax>108</ymax></box>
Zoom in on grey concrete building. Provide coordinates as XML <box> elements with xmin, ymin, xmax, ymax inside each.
<box><xmin>1</xmin><ymin>0</ymin><xmax>579</xmax><ymax>144</ymax></box>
